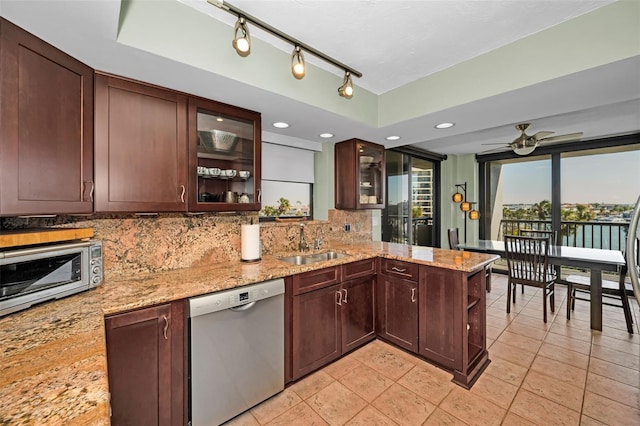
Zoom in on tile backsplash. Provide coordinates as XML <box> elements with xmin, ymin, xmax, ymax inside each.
<box><xmin>1</xmin><ymin>209</ymin><xmax>372</xmax><ymax>280</ymax></box>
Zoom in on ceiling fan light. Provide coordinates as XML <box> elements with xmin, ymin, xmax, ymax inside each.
<box><xmin>513</xmin><ymin>144</ymin><xmax>537</xmax><ymax>156</ymax></box>
<box><xmin>291</xmin><ymin>46</ymin><xmax>305</xmax><ymax>79</ymax></box>
<box><xmin>338</xmin><ymin>71</ymin><xmax>353</xmax><ymax>99</ymax></box>
<box><xmin>232</xmin><ymin>16</ymin><xmax>251</xmax><ymax>56</ymax></box>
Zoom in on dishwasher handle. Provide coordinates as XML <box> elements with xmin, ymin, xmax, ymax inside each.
<box><xmin>230</xmin><ymin>301</ymin><xmax>257</xmax><ymax>312</ymax></box>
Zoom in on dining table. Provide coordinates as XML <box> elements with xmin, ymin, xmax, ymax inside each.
<box><xmin>458</xmin><ymin>240</ymin><xmax>626</xmax><ymax>331</ymax></box>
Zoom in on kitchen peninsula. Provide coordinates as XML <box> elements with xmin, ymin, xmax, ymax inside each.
<box><xmin>0</xmin><ymin>242</ymin><xmax>497</xmax><ymax>424</ymax></box>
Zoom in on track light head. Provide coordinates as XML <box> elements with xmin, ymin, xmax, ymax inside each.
<box><xmin>291</xmin><ymin>46</ymin><xmax>305</xmax><ymax>79</ymax></box>
<box><xmin>232</xmin><ymin>16</ymin><xmax>251</xmax><ymax>56</ymax></box>
<box><xmin>338</xmin><ymin>71</ymin><xmax>353</xmax><ymax>99</ymax></box>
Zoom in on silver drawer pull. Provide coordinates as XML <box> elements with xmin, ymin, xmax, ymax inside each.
<box><xmin>391</xmin><ymin>267</ymin><xmax>407</xmax><ymax>273</ymax></box>
<box><xmin>411</xmin><ymin>288</ymin><xmax>416</xmax><ymax>303</ymax></box>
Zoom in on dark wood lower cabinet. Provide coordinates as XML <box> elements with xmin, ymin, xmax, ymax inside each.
<box><xmin>105</xmin><ymin>300</ymin><xmax>186</xmax><ymax>426</ymax></box>
<box><xmin>341</xmin><ymin>275</ymin><xmax>376</xmax><ymax>353</ymax></box>
<box><xmin>376</xmin><ymin>274</ymin><xmax>418</xmax><ymax>352</ymax></box>
<box><xmin>291</xmin><ymin>283</ymin><xmax>342</xmax><ymax>380</ymax></box>
<box><xmin>418</xmin><ymin>266</ymin><xmax>462</xmax><ymax>370</ymax></box>
<box><xmin>287</xmin><ymin>262</ymin><xmax>376</xmax><ymax>382</ymax></box>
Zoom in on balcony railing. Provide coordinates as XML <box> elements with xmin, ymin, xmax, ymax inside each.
<box><xmin>500</xmin><ymin>219</ymin><xmax>629</xmax><ymax>251</ymax></box>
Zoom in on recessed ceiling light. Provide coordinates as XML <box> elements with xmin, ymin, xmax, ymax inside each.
<box><xmin>272</xmin><ymin>122</ymin><xmax>289</xmax><ymax>128</ymax></box>
<box><xmin>319</xmin><ymin>133</ymin><xmax>334</xmax><ymax>138</ymax></box>
<box><xmin>435</xmin><ymin>122</ymin><xmax>455</xmax><ymax>129</ymax></box>
<box><xmin>385</xmin><ymin>135</ymin><xmax>401</xmax><ymax>141</ymax></box>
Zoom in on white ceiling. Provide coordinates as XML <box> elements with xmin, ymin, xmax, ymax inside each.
<box><xmin>1</xmin><ymin>0</ymin><xmax>639</xmax><ymax>155</ymax></box>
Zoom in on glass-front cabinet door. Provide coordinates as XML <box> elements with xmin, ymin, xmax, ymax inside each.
<box><xmin>335</xmin><ymin>139</ymin><xmax>385</xmax><ymax>209</ymax></box>
<box><xmin>188</xmin><ymin>97</ymin><xmax>261</xmax><ymax>211</ymax></box>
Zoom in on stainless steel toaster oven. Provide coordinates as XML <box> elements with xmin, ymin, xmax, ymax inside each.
<box><xmin>0</xmin><ymin>240</ymin><xmax>102</xmax><ymax>316</ymax></box>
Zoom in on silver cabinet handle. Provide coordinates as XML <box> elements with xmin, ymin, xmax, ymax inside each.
<box><xmin>392</xmin><ymin>267</ymin><xmax>407</xmax><ymax>273</ymax></box>
<box><xmin>342</xmin><ymin>288</ymin><xmax>348</xmax><ymax>304</ymax></box>
<box><xmin>162</xmin><ymin>315</ymin><xmax>169</xmax><ymax>340</ymax></box>
<box><xmin>411</xmin><ymin>288</ymin><xmax>416</xmax><ymax>303</ymax></box>
<box><xmin>83</xmin><ymin>181</ymin><xmax>94</xmax><ymax>202</ymax></box>
<box><xmin>336</xmin><ymin>290</ymin><xmax>342</xmax><ymax>306</ymax></box>
<box><xmin>180</xmin><ymin>185</ymin><xmax>186</xmax><ymax>203</ymax></box>
<box><xmin>257</xmin><ymin>188</ymin><xmax>262</xmax><ymax>203</ymax></box>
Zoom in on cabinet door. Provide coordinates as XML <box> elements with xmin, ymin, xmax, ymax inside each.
<box><xmin>94</xmin><ymin>74</ymin><xmax>188</xmax><ymax>212</ymax></box>
<box><xmin>335</xmin><ymin>139</ymin><xmax>385</xmax><ymax>210</ymax></box>
<box><xmin>105</xmin><ymin>302</ymin><xmax>185</xmax><ymax>426</ymax></box>
<box><xmin>341</xmin><ymin>275</ymin><xmax>376</xmax><ymax>353</ymax></box>
<box><xmin>291</xmin><ymin>284</ymin><xmax>341</xmax><ymax>380</ymax></box>
<box><xmin>188</xmin><ymin>96</ymin><xmax>261</xmax><ymax>211</ymax></box>
<box><xmin>418</xmin><ymin>267</ymin><xmax>463</xmax><ymax>370</ymax></box>
<box><xmin>376</xmin><ymin>275</ymin><xmax>419</xmax><ymax>352</ymax></box>
<box><xmin>0</xmin><ymin>18</ymin><xmax>94</xmax><ymax>215</ymax></box>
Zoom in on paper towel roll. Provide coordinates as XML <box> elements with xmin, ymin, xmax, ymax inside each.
<box><xmin>241</xmin><ymin>224</ymin><xmax>261</xmax><ymax>261</ymax></box>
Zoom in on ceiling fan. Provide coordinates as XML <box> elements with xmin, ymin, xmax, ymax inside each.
<box><xmin>484</xmin><ymin>123</ymin><xmax>583</xmax><ymax>155</ymax></box>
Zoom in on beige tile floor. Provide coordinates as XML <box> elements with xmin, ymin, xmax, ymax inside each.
<box><xmin>227</xmin><ymin>275</ymin><xmax>640</xmax><ymax>425</ymax></box>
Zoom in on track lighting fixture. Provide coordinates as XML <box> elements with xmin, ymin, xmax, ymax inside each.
<box><xmin>208</xmin><ymin>0</ymin><xmax>361</xmax><ymax>98</ymax></box>
<box><xmin>291</xmin><ymin>45</ymin><xmax>305</xmax><ymax>79</ymax></box>
<box><xmin>232</xmin><ymin>16</ymin><xmax>251</xmax><ymax>56</ymax></box>
<box><xmin>338</xmin><ymin>71</ymin><xmax>354</xmax><ymax>99</ymax></box>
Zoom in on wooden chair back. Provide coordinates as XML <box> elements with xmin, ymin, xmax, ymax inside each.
<box><xmin>448</xmin><ymin>228</ymin><xmax>460</xmax><ymax>250</ymax></box>
<box><xmin>504</xmin><ymin>235</ymin><xmax>552</xmax><ymax>285</ymax></box>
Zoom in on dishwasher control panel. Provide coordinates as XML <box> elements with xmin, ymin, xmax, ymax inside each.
<box><xmin>188</xmin><ymin>279</ymin><xmax>285</xmax><ymax>317</ymax></box>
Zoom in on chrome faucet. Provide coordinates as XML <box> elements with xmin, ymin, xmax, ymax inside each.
<box><xmin>314</xmin><ymin>228</ymin><xmax>324</xmax><ymax>251</ymax></box>
<box><xmin>299</xmin><ymin>223</ymin><xmax>310</xmax><ymax>252</ymax></box>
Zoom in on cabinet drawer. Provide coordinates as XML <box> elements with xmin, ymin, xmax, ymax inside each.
<box><xmin>292</xmin><ymin>266</ymin><xmax>341</xmax><ymax>295</ymax></box>
<box><xmin>380</xmin><ymin>258</ymin><xmax>419</xmax><ymax>282</ymax></box>
<box><xmin>342</xmin><ymin>258</ymin><xmax>376</xmax><ymax>280</ymax></box>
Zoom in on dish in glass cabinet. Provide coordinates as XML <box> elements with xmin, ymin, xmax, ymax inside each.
<box><xmin>360</xmin><ymin>155</ymin><xmax>374</xmax><ymax>164</ymax></box>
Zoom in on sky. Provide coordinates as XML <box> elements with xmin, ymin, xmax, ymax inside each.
<box><xmin>501</xmin><ymin>150</ymin><xmax>640</xmax><ymax>205</ymax></box>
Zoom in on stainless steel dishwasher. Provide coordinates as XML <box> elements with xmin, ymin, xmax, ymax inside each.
<box><xmin>188</xmin><ymin>279</ymin><xmax>284</xmax><ymax>425</ymax></box>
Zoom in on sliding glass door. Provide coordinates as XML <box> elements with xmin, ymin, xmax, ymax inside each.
<box><xmin>383</xmin><ymin>150</ymin><xmax>440</xmax><ymax>246</ymax></box>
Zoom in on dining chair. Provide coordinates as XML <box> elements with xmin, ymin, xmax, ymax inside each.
<box><xmin>566</xmin><ymin>265</ymin><xmax>634</xmax><ymax>333</ymax></box>
<box><xmin>447</xmin><ymin>228</ymin><xmax>460</xmax><ymax>250</ymax></box>
<box><xmin>516</xmin><ymin>230</ymin><xmax>557</xmax><ymax>294</ymax></box>
<box><xmin>504</xmin><ymin>235</ymin><xmax>556</xmax><ymax>322</ymax></box>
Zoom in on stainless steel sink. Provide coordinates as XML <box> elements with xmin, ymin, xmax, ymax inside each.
<box><xmin>278</xmin><ymin>251</ymin><xmax>349</xmax><ymax>265</ymax></box>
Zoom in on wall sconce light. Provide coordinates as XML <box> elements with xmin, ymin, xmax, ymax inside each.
<box><xmin>338</xmin><ymin>71</ymin><xmax>354</xmax><ymax>99</ymax></box>
<box><xmin>452</xmin><ymin>182</ymin><xmax>478</xmax><ymax>243</ymax></box>
<box><xmin>291</xmin><ymin>45</ymin><xmax>305</xmax><ymax>79</ymax></box>
<box><xmin>232</xmin><ymin>16</ymin><xmax>251</xmax><ymax>56</ymax></box>
<box><xmin>208</xmin><ymin>0</ymin><xmax>361</xmax><ymax>98</ymax></box>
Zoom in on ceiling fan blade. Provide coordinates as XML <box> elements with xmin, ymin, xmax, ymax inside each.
<box><xmin>481</xmin><ymin>143</ymin><xmax>510</xmax><ymax>146</ymax></box>
<box><xmin>538</xmin><ymin>132</ymin><xmax>583</xmax><ymax>144</ymax></box>
<box><xmin>532</xmin><ymin>131</ymin><xmax>554</xmax><ymax>140</ymax></box>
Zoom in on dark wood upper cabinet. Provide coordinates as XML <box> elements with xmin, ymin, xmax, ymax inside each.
<box><xmin>335</xmin><ymin>139</ymin><xmax>385</xmax><ymax>210</ymax></box>
<box><xmin>94</xmin><ymin>73</ymin><xmax>188</xmax><ymax>213</ymax></box>
<box><xmin>0</xmin><ymin>18</ymin><xmax>94</xmax><ymax>216</ymax></box>
<box><xmin>105</xmin><ymin>301</ymin><xmax>186</xmax><ymax>426</ymax></box>
<box><xmin>188</xmin><ymin>97</ymin><xmax>261</xmax><ymax>211</ymax></box>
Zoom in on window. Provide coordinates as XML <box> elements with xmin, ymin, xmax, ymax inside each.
<box><xmin>259</xmin><ymin>142</ymin><xmax>314</xmax><ymax>220</ymax></box>
<box><xmin>479</xmin><ymin>138</ymin><xmax>640</xmax><ymax>252</ymax></box>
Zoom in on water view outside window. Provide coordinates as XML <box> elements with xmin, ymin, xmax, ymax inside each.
<box><xmin>486</xmin><ymin>156</ymin><xmax>552</xmax><ymax>240</ymax></box>
<box><xmin>560</xmin><ymin>148</ymin><xmax>640</xmax><ymax>250</ymax></box>
<box><xmin>485</xmin><ymin>145</ymin><xmax>640</xmax><ymax>252</ymax></box>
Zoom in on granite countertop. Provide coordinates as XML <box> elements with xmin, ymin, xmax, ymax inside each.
<box><xmin>0</xmin><ymin>242</ymin><xmax>498</xmax><ymax>424</ymax></box>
